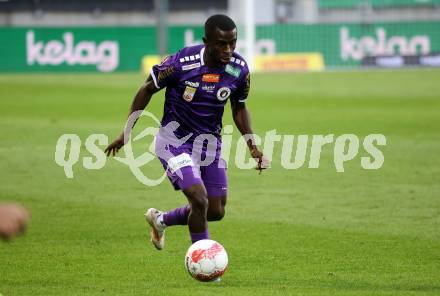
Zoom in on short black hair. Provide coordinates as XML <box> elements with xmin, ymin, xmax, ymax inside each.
<box><xmin>204</xmin><ymin>14</ymin><xmax>236</xmax><ymax>39</ymax></box>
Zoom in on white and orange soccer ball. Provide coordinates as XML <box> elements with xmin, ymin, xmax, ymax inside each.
<box><xmin>184</xmin><ymin>239</ymin><xmax>228</xmax><ymax>282</ymax></box>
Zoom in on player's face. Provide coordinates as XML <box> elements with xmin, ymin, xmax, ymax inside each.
<box><xmin>205</xmin><ymin>27</ymin><xmax>237</xmax><ymax>65</ymax></box>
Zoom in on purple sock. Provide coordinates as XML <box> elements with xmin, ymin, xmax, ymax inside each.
<box><xmin>190</xmin><ymin>229</ymin><xmax>210</xmax><ymax>244</ymax></box>
<box><xmin>163</xmin><ymin>205</ymin><xmax>190</xmax><ymax>226</ymax></box>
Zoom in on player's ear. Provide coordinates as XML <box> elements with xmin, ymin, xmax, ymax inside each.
<box><xmin>202</xmin><ymin>36</ymin><xmax>208</xmax><ymax>45</ymax></box>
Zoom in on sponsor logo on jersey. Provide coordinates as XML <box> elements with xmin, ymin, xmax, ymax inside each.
<box><xmin>225</xmin><ymin>64</ymin><xmax>241</xmax><ymax>77</ymax></box>
<box><xmin>185</xmin><ymin>80</ymin><xmax>199</xmax><ymax>88</ymax></box>
<box><xmin>182</xmin><ymin>62</ymin><xmax>201</xmax><ymax>71</ymax></box>
<box><xmin>183</xmin><ymin>86</ymin><xmax>197</xmax><ymax>102</ymax></box>
<box><xmin>202</xmin><ymin>74</ymin><xmax>220</xmax><ymax>83</ymax></box>
<box><xmin>167</xmin><ymin>153</ymin><xmax>194</xmax><ymax>173</ymax></box>
<box><xmin>202</xmin><ymin>85</ymin><xmax>215</xmax><ymax>93</ymax></box>
<box><xmin>216</xmin><ymin>87</ymin><xmax>231</xmax><ymax>101</ymax></box>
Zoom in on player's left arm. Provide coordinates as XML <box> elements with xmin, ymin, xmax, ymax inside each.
<box><xmin>231</xmin><ymin>93</ymin><xmax>270</xmax><ymax>173</ymax></box>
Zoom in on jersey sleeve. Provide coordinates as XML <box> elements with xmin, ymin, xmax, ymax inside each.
<box><xmin>231</xmin><ymin>65</ymin><xmax>250</xmax><ymax>103</ymax></box>
<box><xmin>150</xmin><ymin>52</ymin><xmax>180</xmax><ymax>89</ymax></box>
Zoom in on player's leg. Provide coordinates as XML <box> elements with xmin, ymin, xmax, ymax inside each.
<box><xmin>146</xmin><ymin>163</ymin><xmax>204</xmax><ymax>228</ymax></box>
<box><xmin>201</xmin><ymin>161</ymin><xmax>227</xmax><ymax>283</ymax></box>
<box><xmin>155</xmin><ymin>191</ymin><xmax>226</xmax><ymax>226</ymax></box>
<box><xmin>161</xmin><ymin>205</ymin><xmax>190</xmax><ymax>226</ymax></box>
<box><xmin>207</xmin><ymin>195</ymin><xmax>226</xmax><ymax>221</ymax></box>
<box><xmin>149</xmin><ymin>183</ymin><xmax>211</xmax><ymax>244</ymax></box>
<box><xmin>146</xmin><ymin>136</ymin><xmax>206</xmax><ymax>249</ymax></box>
<box><xmin>160</xmin><ymin>140</ymin><xmax>227</xmax><ymax>226</ymax></box>
<box><xmin>202</xmin><ymin>157</ymin><xmax>228</xmax><ymax>222</ymax></box>
<box><xmin>182</xmin><ymin>183</ymin><xmax>211</xmax><ymax>243</ymax></box>
<box><xmin>145</xmin><ymin>163</ymin><xmax>204</xmax><ymax>249</ymax></box>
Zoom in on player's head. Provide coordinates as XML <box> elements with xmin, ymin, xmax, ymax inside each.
<box><xmin>203</xmin><ymin>14</ymin><xmax>237</xmax><ymax>65</ymax></box>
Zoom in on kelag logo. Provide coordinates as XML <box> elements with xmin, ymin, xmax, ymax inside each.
<box><xmin>340</xmin><ymin>27</ymin><xmax>431</xmax><ymax>61</ymax></box>
<box><xmin>26</xmin><ymin>31</ymin><xmax>119</xmax><ymax>72</ymax></box>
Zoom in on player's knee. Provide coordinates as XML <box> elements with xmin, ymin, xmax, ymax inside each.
<box><xmin>207</xmin><ymin>206</ymin><xmax>225</xmax><ymax>221</ymax></box>
<box><xmin>191</xmin><ymin>196</ymin><xmax>208</xmax><ymax>214</ymax></box>
<box><xmin>187</xmin><ymin>188</ymin><xmax>208</xmax><ymax>213</ymax></box>
<box><xmin>193</xmin><ymin>195</ymin><xmax>208</xmax><ymax>211</ymax></box>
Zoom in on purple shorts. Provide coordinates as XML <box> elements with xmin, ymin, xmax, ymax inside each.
<box><xmin>155</xmin><ymin>135</ymin><xmax>227</xmax><ymax>197</ymax></box>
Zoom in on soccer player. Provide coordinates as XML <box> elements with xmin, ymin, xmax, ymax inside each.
<box><xmin>105</xmin><ymin>15</ymin><xmax>269</xmax><ymax>250</ymax></box>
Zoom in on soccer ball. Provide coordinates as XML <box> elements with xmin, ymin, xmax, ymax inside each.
<box><xmin>185</xmin><ymin>239</ymin><xmax>228</xmax><ymax>282</ymax></box>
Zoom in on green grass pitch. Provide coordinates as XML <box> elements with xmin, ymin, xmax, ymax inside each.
<box><xmin>0</xmin><ymin>69</ymin><xmax>439</xmax><ymax>295</ymax></box>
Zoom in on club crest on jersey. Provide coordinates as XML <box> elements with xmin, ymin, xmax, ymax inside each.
<box><xmin>225</xmin><ymin>64</ymin><xmax>241</xmax><ymax>78</ymax></box>
<box><xmin>216</xmin><ymin>87</ymin><xmax>231</xmax><ymax>101</ymax></box>
<box><xmin>183</xmin><ymin>86</ymin><xmax>196</xmax><ymax>102</ymax></box>
<box><xmin>202</xmin><ymin>74</ymin><xmax>220</xmax><ymax>83</ymax></box>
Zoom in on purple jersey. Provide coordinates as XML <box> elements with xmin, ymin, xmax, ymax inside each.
<box><xmin>150</xmin><ymin>44</ymin><xmax>250</xmax><ymax>141</ymax></box>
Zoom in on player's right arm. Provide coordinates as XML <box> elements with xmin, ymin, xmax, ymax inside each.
<box><xmin>105</xmin><ymin>75</ymin><xmax>160</xmax><ymax>156</ymax></box>
<box><xmin>105</xmin><ymin>53</ymin><xmax>179</xmax><ymax>157</ymax></box>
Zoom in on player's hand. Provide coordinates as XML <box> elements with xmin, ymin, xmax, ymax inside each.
<box><xmin>105</xmin><ymin>133</ymin><xmax>126</xmax><ymax>156</ymax></box>
<box><xmin>250</xmin><ymin>148</ymin><xmax>271</xmax><ymax>174</ymax></box>
<box><xmin>0</xmin><ymin>203</ymin><xmax>29</xmax><ymax>241</ymax></box>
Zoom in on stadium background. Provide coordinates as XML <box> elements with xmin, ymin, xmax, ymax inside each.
<box><xmin>1</xmin><ymin>0</ymin><xmax>439</xmax><ymax>71</ymax></box>
<box><xmin>0</xmin><ymin>1</ymin><xmax>439</xmax><ymax>295</ymax></box>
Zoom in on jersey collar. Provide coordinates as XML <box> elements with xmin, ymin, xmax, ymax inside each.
<box><xmin>200</xmin><ymin>46</ymin><xmax>228</xmax><ymax>70</ymax></box>
<box><xmin>200</xmin><ymin>47</ymin><xmax>205</xmax><ymax>66</ymax></box>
